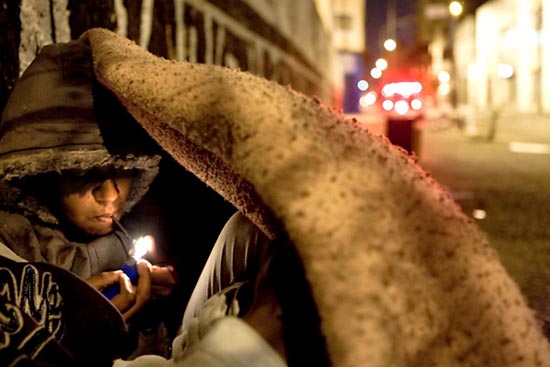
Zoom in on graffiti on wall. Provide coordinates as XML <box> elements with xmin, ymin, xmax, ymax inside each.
<box><xmin>4</xmin><ymin>0</ymin><xmax>332</xmax><ymax>111</ymax></box>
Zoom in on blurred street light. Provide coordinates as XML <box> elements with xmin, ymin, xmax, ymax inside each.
<box><xmin>497</xmin><ymin>64</ymin><xmax>514</xmax><ymax>79</ymax></box>
<box><xmin>449</xmin><ymin>1</ymin><xmax>463</xmax><ymax>17</ymax></box>
<box><xmin>437</xmin><ymin>70</ymin><xmax>451</xmax><ymax>83</ymax></box>
<box><xmin>370</xmin><ymin>67</ymin><xmax>382</xmax><ymax>79</ymax></box>
<box><xmin>357</xmin><ymin>79</ymin><xmax>369</xmax><ymax>91</ymax></box>
<box><xmin>359</xmin><ymin>91</ymin><xmax>378</xmax><ymax>108</ymax></box>
<box><xmin>472</xmin><ymin>209</ymin><xmax>487</xmax><ymax>220</ymax></box>
<box><xmin>375</xmin><ymin>58</ymin><xmax>388</xmax><ymax>70</ymax></box>
<box><xmin>384</xmin><ymin>38</ymin><xmax>397</xmax><ymax>52</ymax></box>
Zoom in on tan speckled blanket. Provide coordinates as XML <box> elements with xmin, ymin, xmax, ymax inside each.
<box><xmin>84</xmin><ymin>28</ymin><xmax>550</xmax><ymax>367</ymax></box>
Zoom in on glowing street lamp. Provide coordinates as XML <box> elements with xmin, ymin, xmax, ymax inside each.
<box><xmin>437</xmin><ymin>70</ymin><xmax>451</xmax><ymax>83</ymax></box>
<box><xmin>384</xmin><ymin>38</ymin><xmax>397</xmax><ymax>52</ymax></box>
<box><xmin>449</xmin><ymin>1</ymin><xmax>463</xmax><ymax>17</ymax></box>
<box><xmin>357</xmin><ymin>79</ymin><xmax>369</xmax><ymax>91</ymax></box>
<box><xmin>370</xmin><ymin>67</ymin><xmax>382</xmax><ymax>79</ymax></box>
<box><xmin>375</xmin><ymin>58</ymin><xmax>388</xmax><ymax>71</ymax></box>
<box><xmin>497</xmin><ymin>64</ymin><xmax>514</xmax><ymax>79</ymax></box>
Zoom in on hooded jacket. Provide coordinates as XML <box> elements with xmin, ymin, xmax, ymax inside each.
<box><xmin>0</xmin><ymin>38</ymin><xmax>161</xmax><ymax>278</ymax></box>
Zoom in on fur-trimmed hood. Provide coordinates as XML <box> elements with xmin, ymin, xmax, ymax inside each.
<box><xmin>39</xmin><ymin>28</ymin><xmax>550</xmax><ymax>366</ymax></box>
<box><xmin>0</xmin><ymin>38</ymin><xmax>160</xmax><ymax>224</ymax></box>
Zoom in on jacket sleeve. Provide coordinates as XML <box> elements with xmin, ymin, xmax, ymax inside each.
<box><xmin>83</xmin><ymin>230</ymin><xmax>133</xmax><ymax>276</ymax></box>
<box><xmin>40</xmin><ymin>229</ymin><xmax>132</xmax><ymax>278</ymax></box>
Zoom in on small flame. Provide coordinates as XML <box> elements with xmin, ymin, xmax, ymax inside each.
<box><xmin>132</xmin><ymin>235</ymin><xmax>154</xmax><ymax>260</ymax></box>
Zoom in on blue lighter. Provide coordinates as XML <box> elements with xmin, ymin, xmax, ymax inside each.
<box><xmin>102</xmin><ymin>259</ymin><xmax>138</xmax><ymax>299</ymax></box>
<box><xmin>102</xmin><ymin>233</ymin><xmax>153</xmax><ymax>300</ymax></box>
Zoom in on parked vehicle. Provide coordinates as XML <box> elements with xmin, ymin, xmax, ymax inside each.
<box><xmin>378</xmin><ymin>78</ymin><xmax>425</xmax><ymax>155</ymax></box>
<box><xmin>380</xmin><ymin>80</ymin><xmax>424</xmax><ymax>120</ymax></box>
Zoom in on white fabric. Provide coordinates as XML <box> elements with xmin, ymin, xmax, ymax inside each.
<box><xmin>183</xmin><ymin>291</ymin><xmax>240</xmax><ymax>346</ymax></box>
<box><xmin>113</xmin><ymin>317</ymin><xmax>286</xmax><ymax>367</ymax></box>
<box><xmin>175</xmin><ymin>317</ymin><xmax>286</xmax><ymax>367</ymax></box>
<box><xmin>182</xmin><ymin>212</ymin><xmax>269</xmax><ymax>330</ymax></box>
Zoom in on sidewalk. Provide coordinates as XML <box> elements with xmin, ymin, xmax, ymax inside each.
<box><xmin>419</xmin><ymin>110</ymin><xmax>550</xmax><ymax>318</ymax></box>
<box><xmin>460</xmin><ymin>109</ymin><xmax>550</xmax><ymax>145</ymax></box>
<box><xmin>347</xmin><ymin>108</ymin><xmax>550</xmax><ymax>317</ymax></box>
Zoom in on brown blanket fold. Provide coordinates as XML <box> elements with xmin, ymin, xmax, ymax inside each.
<box><xmin>84</xmin><ymin>28</ymin><xmax>550</xmax><ymax>367</ymax></box>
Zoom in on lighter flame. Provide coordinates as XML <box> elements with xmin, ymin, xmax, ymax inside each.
<box><xmin>132</xmin><ymin>235</ymin><xmax>154</xmax><ymax>260</ymax></box>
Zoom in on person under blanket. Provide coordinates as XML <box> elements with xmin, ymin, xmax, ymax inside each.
<box><xmin>0</xmin><ymin>38</ymin><xmax>176</xmax><ymax>362</ymax></box>
<box><xmin>0</xmin><ymin>35</ymin><xmax>320</xmax><ymax>366</ymax></box>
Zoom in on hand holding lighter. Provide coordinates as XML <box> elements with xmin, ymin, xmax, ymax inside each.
<box><xmin>102</xmin><ymin>258</ymin><xmax>138</xmax><ymax>299</ymax></box>
<box><xmin>102</xmin><ymin>234</ymin><xmax>153</xmax><ymax>299</ymax></box>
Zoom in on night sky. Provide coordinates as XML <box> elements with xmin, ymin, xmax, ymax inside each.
<box><xmin>365</xmin><ymin>0</ymin><xmax>417</xmax><ymax>61</ymax></box>
<box><xmin>365</xmin><ymin>0</ymin><xmax>489</xmax><ymax>62</ymax></box>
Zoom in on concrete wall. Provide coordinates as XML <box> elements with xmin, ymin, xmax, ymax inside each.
<box><xmin>0</xmin><ymin>0</ymin><xmax>338</xmax><ymax>114</ymax></box>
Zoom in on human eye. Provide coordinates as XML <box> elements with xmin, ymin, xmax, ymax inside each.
<box><xmin>59</xmin><ymin>176</ymin><xmax>89</xmax><ymax>195</ymax></box>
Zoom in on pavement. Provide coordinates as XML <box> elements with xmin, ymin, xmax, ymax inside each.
<box><xmin>348</xmin><ymin>108</ymin><xmax>550</xmax><ymax>318</ymax></box>
<box><xmin>419</xmin><ymin>110</ymin><xmax>550</xmax><ymax>319</ymax></box>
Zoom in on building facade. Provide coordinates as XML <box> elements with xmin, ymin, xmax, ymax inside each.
<box><xmin>430</xmin><ymin>0</ymin><xmax>550</xmax><ymax>115</ymax></box>
<box><xmin>1</xmin><ymin>0</ymin><xmax>340</xmax><ymax>113</ymax></box>
<box><xmin>330</xmin><ymin>0</ymin><xmax>366</xmax><ymax>113</ymax></box>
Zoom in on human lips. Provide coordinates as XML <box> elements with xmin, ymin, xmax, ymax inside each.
<box><xmin>94</xmin><ymin>213</ymin><xmax>115</xmax><ymax>224</ymax></box>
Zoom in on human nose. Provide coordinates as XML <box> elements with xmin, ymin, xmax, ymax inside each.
<box><xmin>93</xmin><ymin>179</ymin><xmax>119</xmax><ymax>204</ymax></box>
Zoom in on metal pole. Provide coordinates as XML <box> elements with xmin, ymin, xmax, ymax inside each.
<box><xmin>387</xmin><ymin>0</ymin><xmax>396</xmax><ymax>39</ymax></box>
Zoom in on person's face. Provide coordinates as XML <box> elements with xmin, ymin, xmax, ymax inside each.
<box><xmin>58</xmin><ymin>169</ymin><xmax>134</xmax><ymax>236</ymax></box>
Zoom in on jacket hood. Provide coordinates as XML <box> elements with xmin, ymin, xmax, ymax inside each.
<box><xmin>0</xmin><ymin>38</ymin><xmax>160</xmax><ymax>224</ymax></box>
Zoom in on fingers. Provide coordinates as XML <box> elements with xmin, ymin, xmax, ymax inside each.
<box><xmin>137</xmin><ymin>235</ymin><xmax>178</xmax><ymax>298</ymax></box>
<box><xmin>100</xmin><ymin>261</ymin><xmax>175</xmax><ymax>320</ymax></box>
<box><xmin>111</xmin><ymin>273</ymin><xmax>136</xmax><ymax>312</ymax></box>
<box><xmin>151</xmin><ymin>285</ymin><xmax>173</xmax><ymax>297</ymax></box>
<box><xmin>87</xmin><ymin>261</ymin><xmax>173</xmax><ymax>320</ymax></box>
<box><xmin>151</xmin><ymin>265</ymin><xmax>177</xmax><ymax>285</ymax></box>
<box><xmin>122</xmin><ymin>259</ymin><xmax>152</xmax><ymax>320</ymax></box>
<box><xmin>150</xmin><ymin>265</ymin><xmax>177</xmax><ymax>297</ymax></box>
<box><xmin>86</xmin><ymin>270</ymin><xmax>123</xmax><ymax>290</ymax></box>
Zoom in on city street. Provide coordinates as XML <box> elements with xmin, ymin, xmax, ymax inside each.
<box><xmin>351</xmin><ymin>108</ymin><xmax>550</xmax><ymax>318</ymax></box>
<box><xmin>405</xmin><ymin>111</ymin><xmax>550</xmax><ymax>319</ymax></box>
